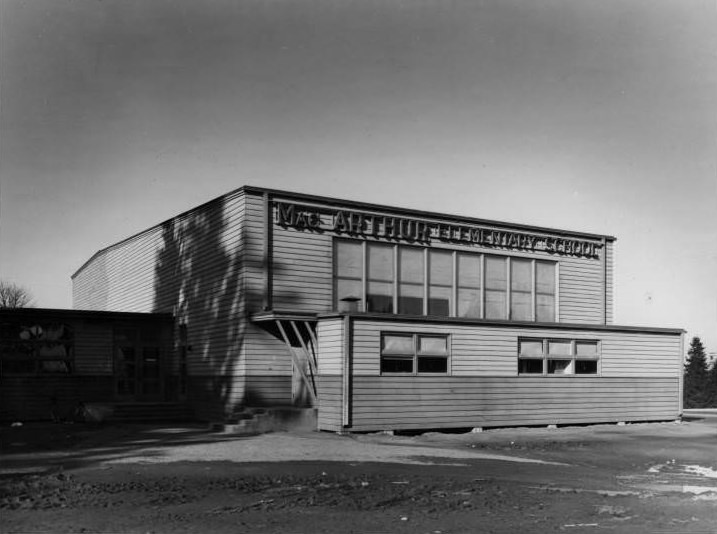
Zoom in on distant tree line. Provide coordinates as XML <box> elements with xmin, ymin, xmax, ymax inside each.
<box><xmin>683</xmin><ymin>337</ymin><xmax>717</xmax><ymax>408</ymax></box>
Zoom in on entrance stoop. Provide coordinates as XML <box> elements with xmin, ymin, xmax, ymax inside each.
<box><xmin>212</xmin><ymin>407</ymin><xmax>317</xmax><ymax>436</ymax></box>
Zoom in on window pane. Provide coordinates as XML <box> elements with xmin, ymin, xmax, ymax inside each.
<box><xmin>428</xmin><ymin>285</ymin><xmax>451</xmax><ymax>316</ymax></box>
<box><xmin>511</xmin><ymin>258</ymin><xmax>532</xmax><ymax>292</ymax></box>
<box><xmin>336</xmin><ymin>241</ymin><xmax>362</xmax><ymax>279</ymax></box>
<box><xmin>336</xmin><ymin>279</ymin><xmax>363</xmax><ymax>310</ymax></box>
<box><xmin>576</xmin><ymin>360</ymin><xmax>598</xmax><ymax>374</ymax></box>
<box><xmin>367</xmin><ymin>281</ymin><xmax>393</xmax><ymax>313</ymax></box>
<box><xmin>457</xmin><ymin>288</ymin><xmax>481</xmax><ymax>318</ymax></box>
<box><xmin>536</xmin><ymin>262</ymin><xmax>555</xmax><ymax>294</ymax></box>
<box><xmin>536</xmin><ymin>294</ymin><xmax>555</xmax><ymax>322</ymax></box>
<box><xmin>519</xmin><ymin>340</ymin><xmax>544</xmax><ymax>356</ymax></box>
<box><xmin>417</xmin><ymin>357</ymin><xmax>448</xmax><ymax>373</ymax></box>
<box><xmin>576</xmin><ymin>341</ymin><xmax>598</xmax><ymax>358</ymax></box>
<box><xmin>485</xmin><ymin>257</ymin><xmax>507</xmax><ymax>289</ymax></box>
<box><xmin>519</xmin><ymin>359</ymin><xmax>543</xmax><ymax>374</ymax></box>
<box><xmin>511</xmin><ymin>291</ymin><xmax>532</xmax><ymax>321</ymax></box>
<box><xmin>381</xmin><ymin>357</ymin><xmax>413</xmax><ymax>373</ymax></box>
<box><xmin>367</xmin><ymin>244</ymin><xmax>394</xmax><ymax>281</ymax></box>
<box><xmin>429</xmin><ymin>250</ymin><xmax>452</xmax><ymax>286</ymax></box>
<box><xmin>485</xmin><ymin>289</ymin><xmax>507</xmax><ymax>319</ymax></box>
<box><xmin>457</xmin><ymin>253</ymin><xmax>481</xmax><ymax>288</ymax></box>
<box><xmin>399</xmin><ymin>247</ymin><xmax>424</xmax><ymax>284</ymax></box>
<box><xmin>418</xmin><ymin>336</ymin><xmax>447</xmax><ymax>355</ymax></box>
<box><xmin>398</xmin><ymin>283</ymin><xmax>424</xmax><ymax>315</ymax></box>
<box><xmin>548</xmin><ymin>340</ymin><xmax>571</xmax><ymax>355</ymax></box>
<box><xmin>382</xmin><ymin>335</ymin><xmax>414</xmax><ymax>354</ymax></box>
<box><xmin>548</xmin><ymin>359</ymin><xmax>574</xmax><ymax>374</ymax></box>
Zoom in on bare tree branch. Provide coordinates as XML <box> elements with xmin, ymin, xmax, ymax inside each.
<box><xmin>0</xmin><ymin>280</ymin><xmax>35</xmax><ymax>308</ymax></box>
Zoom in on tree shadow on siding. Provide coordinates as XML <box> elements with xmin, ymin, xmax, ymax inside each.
<box><xmin>152</xmin><ymin>196</ymin><xmax>302</xmax><ymax>419</ymax></box>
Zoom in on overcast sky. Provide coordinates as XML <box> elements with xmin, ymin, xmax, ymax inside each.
<box><xmin>1</xmin><ymin>0</ymin><xmax>715</xmax><ymax>353</ymax></box>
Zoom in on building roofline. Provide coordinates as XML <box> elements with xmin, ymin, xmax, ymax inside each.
<box><xmin>317</xmin><ymin>311</ymin><xmax>684</xmax><ymax>336</ymax></box>
<box><xmin>72</xmin><ymin>184</ymin><xmax>617</xmax><ymax>279</ymax></box>
<box><xmin>0</xmin><ymin>307</ymin><xmax>173</xmax><ymax>322</ymax></box>
<box><xmin>242</xmin><ymin>185</ymin><xmax>617</xmax><ymax>242</ymax></box>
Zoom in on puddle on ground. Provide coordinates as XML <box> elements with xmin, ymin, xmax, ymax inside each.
<box><xmin>636</xmin><ymin>463</ymin><xmax>717</xmax><ymax>499</ymax></box>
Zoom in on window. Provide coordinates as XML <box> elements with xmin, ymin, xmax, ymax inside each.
<box><xmin>535</xmin><ymin>261</ymin><xmax>556</xmax><ymax>322</ymax></box>
<box><xmin>518</xmin><ymin>338</ymin><xmax>599</xmax><ymax>376</ymax></box>
<box><xmin>381</xmin><ymin>333</ymin><xmax>449</xmax><ymax>374</ymax></box>
<box><xmin>335</xmin><ymin>240</ymin><xmax>363</xmax><ymax>311</ymax></box>
<box><xmin>0</xmin><ymin>322</ymin><xmax>74</xmax><ymax>375</ymax></box>
<box><xmin>485</xmin><ymin>256</ymin><xmax>507</xmax><ymax>319</ymax></box>
<box><xmin>456</xmin><ymin>253</ymin><xmax>481</xmax><ymax>318</ymax></box>
<box><xmin>366</xmin><ymin>243</ymin><xmax>394</xmax><ymax>313</ymax></box>
<box><xmin>333</xmin><ymin>240</ymin><xmax>557</xmax><ymax>322</ymax></box>
<box><xmin>398</xmin><ymin>247</ymin><xmax>424</xmax><ymax>314</ymax></box>
<box><xmin>510</xmin><ymin>258</ymin><xmax>532</xmax><ymax>321</ymax></box>
<box><xmin>428</xmin><ymin>250</ymin><xmax>452</xmax><ymax>316</ymax></box>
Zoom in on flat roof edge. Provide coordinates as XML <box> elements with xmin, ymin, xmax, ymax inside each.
<box><xmin>316</xmin><ymin>312</ymin><xmax>683</xmax><ymax>335</ymax></box>
<box><xmin>0</xmin><ymin>308</ymin><xmax>174</xmax><ymax>321</ymax></box>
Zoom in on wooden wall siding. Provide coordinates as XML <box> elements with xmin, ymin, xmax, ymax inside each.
<box><xmin>271</xmin><ymin>226</ymin><xmax>333</xmax><ymax>311</ymax></box>
<box><xmin>74</xmin><ymin>321</ymin><xmax>114</xmax><ymax>375</ymax></box>
<box><xmin>102</xmin><ymin>226</ymin><xmax>165</xmax><ymax>312</ymax></box>
<box><xmin>345</xmin><ymin>376</ymin><xmax>679</xmax><ymax>431</ymax></box>
<box><xmin>73</xmin><ymin>192</ymin><xmax>248</xmax><ymax>384</ymax></box>
<box><xmin>0</xmin><ymin>376</ymin><xmax>114</xmax><ymax>422</ymax></box>
<box><xmin>600</xmin><ymin>332</ymin><xmax>682</xmax><ymax>377</ymax></box>
<box><xmin>350</xmin><ymin>320</ymin><xmax>681</xmax><ymax>378</ymax></box>
<box><xmin>317</xmin><ymin>375</ymin><xmax>343</xmax><ymax>431</ymax></box>
<box><xmin>242</xmin><ymin>323</ymin><xmax>292</xmax><ymax>376</ymax></box>
<box><xmin>72</xmin><ymin>253</ymin><xmax>109</xmax><ymax>310</ymax></box>
<box><xmin>245</xmin><ymin>375</ymin><xmax>292</xmax><ymax>406</ymax></box>
<box><xmin>557</xmin><ymin>256</ymin><xmax>604</xmax><ymax>324</ymax></box>
<box><xmin>317</xmin><ymin>318</ymin><xmax>344</xmax><ymax>375</ymax></box>
<box><xmin>241</xmin><ymin>193</ymin><xmax>269</xmax><ymax>313</ymax></box>
<box><xmin>605</xmin><ymin>241</ymin><xmax>614</xmax><ymax>324</ymax></box>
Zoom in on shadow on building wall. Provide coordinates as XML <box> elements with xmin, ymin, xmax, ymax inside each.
<box><xmin>152</xmin><ymin>196</ymin><xmax>302</xmax><ymax>419</ymax></box>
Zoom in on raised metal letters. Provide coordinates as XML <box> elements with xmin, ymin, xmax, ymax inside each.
<box><xmin>275</xmin><ymin>201</ymin><xmax>601</xmax><ymax>258</ymax></box>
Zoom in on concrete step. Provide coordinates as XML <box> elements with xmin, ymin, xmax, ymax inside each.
<box><xmin>213</xmin><ymin>407</ymin><xmax>317</xmax><ymax>436</ymax></box>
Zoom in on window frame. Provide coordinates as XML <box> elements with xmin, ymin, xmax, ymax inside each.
<box><xmin>517</xmin><ymin>337</ymin><xmax>601</xmax><ymax>377</ymax></box>
<box><xmin>333</xmin><ymin>239</ymin><xmax>558</xmax><ymax>323</ymax></box>
<box><xmin>0</xmin><ymin>322</ymin><xmax>75</xmax><ymax>376</ymax></box>
<box><xmin>380</xmin><ymin>332</ymin><xmax>451</xmax><ymax>376</ymax></box>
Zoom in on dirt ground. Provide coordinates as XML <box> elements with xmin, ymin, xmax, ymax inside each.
<box><xmin>1</xmin><ymin>412</ymin><xmax>716</xmax><ymax>533</ymax></box>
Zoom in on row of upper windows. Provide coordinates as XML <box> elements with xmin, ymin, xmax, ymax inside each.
<box><xmin>334</xmin><ymin>239</ymin><xmax>557</xmax><ymax>322</ymax></box>
<box><xmin>379</xmin><ymin>333</ymin><xmax>600</xmax><ymax>376</ymax></box>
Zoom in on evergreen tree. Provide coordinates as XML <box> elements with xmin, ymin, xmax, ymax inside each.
<box><xmin>683</xmin><ymin>337</ymin><xmax>709</xmax><ymax>408</ymax></box>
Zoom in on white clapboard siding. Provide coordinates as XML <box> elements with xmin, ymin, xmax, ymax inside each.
<box><xmin>558</xmin><ymin>256</ymin><xmax>604</xmax><ymax>323</ymax></box>
<box><xmin>272</xmin><ymin>225</ymin><xmax>334</xmax><ymax>312</ymax></box>
<box><xmin>242</xmin><ymin>323</ymin><xmax>292</xmax><ymax>376</ymax></box>
<box><xmin>72</xmin><ymin>253</ymin><xmax>109</xmax><ymax>310</ymax></box>
<box><xmin>242</xmin><ymin>193</ymin><xmax>268</xmax><ymax>312</ymax></box>
<box><xmin>73</xmin><ymin>191</ymin><xmax>248</xmax><ymax>381</ymax></box>
<box><xmin>345</xmin><ymin>376</ymin><xmax>678</xmax><ymax>431</ymax></box>
<box><xmin>317</xmin><ymin>375</ymin><xmax>343</xmax><ymax>431</ymax></box>
<box><xmin>317</xmin><ymin>317</ymin><xmax>344</xmax><ymax>375</ymax></box>
<box><xmin>350</xmin><ymin>320</ymin><xmax>681</xmax><ymax>378</ymax></box>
